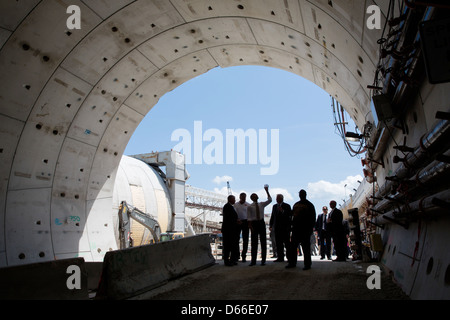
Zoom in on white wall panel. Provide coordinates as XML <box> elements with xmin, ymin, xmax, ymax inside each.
<box><xmin>51</xmin><ymin>138</ymin><xmax>97</xmax><ymax>255</ymax></box>
<box><xmin>138</xmin><ymin>17</ymin><xmax>256</xmax><ymax>69</ymax></box>
<box><xmin>0</xmin><ymin>0</ymin><xmax>101</xmax><ymax>121</ymax></box>
<box><xmin>80</xmin><ymin>0</ymin><xmax>135</xmax><ymax>20</ymax></box>
<box><xmin>413</xmin><ymin>217</ymin><xmax>450</xmax><ymax>299</ymax></box>
<box><xmin>61</xmin><ymin>0</ymin><xmax>185</xmax><ymax>86</ymax></box>
<box><xmin>171</xmin><ymin>0</ymin><xmax>304</xmax><ymax>33</ymax></box>
<box><xmin>9</xmin><ymin>121</ymin><xmax>63</xmax><ymax>190</ymax></box>
<box><xmin>5</xmin><ymin>188</ymin><xmax>53</xmax><ymax>266</ymax></box>
<box><xmin>87</xmin><ymin>104</ymin><xmax>144</xmax><ymax>201</ymax></box>
<box><xmin>125</xmin><ymin>49</ymin><xmax>218</xmax><ymax>115</ymax></box>
<box><xmin>85</xmin><ymin>197</ymin><xmax>118</xmax><ymax>262</ymax></box>
<box><xmin>0</xmin><ymin>116</ymin><xmax>24</xmax><ymax>265</ymax></box>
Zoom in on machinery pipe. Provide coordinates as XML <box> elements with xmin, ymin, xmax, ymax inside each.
<box><xmin>373</xmin><ymin>118</ymin><xmax>450</xmax><ymax>207</ymax></box>
<box><xmin>372</xmin><ymin>150</ymin><xmax>450</xmax><ymax>214</ymax></box>
<box><xmin>374</xmin><ymin>189</ymin><xmax>450</xmax><ymax>226</ymax></box>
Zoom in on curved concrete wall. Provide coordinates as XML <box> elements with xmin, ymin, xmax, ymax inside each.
<box><xmin>0</xmin><ymin>0</ymin><xmax>395</xmax><ymax>266</ymax></box>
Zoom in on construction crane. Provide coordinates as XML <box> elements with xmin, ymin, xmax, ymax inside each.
<box><xmin>227</xmin><ymin>181</ymin><xmax>232</xmax><ymax>195</ymax></box>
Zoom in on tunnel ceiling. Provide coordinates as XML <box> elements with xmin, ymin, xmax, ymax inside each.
<box><xmin>0</xmin><ymin>0</ymin><xmax>393</xmax><ymax>266</ymax></box>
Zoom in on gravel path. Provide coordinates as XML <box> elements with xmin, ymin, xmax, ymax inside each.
<box><xmin>133</xmin><ymin>256</ymin><xmax>409</xmax><ymax>300</ymax></box>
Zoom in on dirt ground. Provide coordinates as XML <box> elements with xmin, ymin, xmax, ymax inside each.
<box><xmin>132</xmin><ymin>255</ymin><xmax>409</xmax><ymax>300</ymax></box>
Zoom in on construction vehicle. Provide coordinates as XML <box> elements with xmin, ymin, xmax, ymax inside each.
<box><xmin>118</xmin><ymin>201</ymin><xmax>162</xmax><ymax>249</ymax></box>
<box><xmin>159</xmin><ymin>232</ymin><xmax>185</xmax><ymax>242</ymax></box>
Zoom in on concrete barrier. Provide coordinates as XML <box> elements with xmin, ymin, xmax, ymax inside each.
<box><xmin>85</xmin><ymin>262</ymin><xmax>103</xmax><ymax>291</ymax></box>
<box><xmin>0</xmin><ymin>258</ymin><xmax>88</xmax><ymax>300</ymax></box>
<box><xmin>96</xmin><ymin>234</ymin><xmax>216</xmax><ymax>299</ymax></box>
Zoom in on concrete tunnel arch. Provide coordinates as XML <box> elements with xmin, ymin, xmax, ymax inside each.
<box><xmin>0</xmin><ymin>0</ymin><xmax>393</xmax><ymax>267</ymax></box>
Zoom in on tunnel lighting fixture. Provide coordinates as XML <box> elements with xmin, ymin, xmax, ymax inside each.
<box><xmin>345</xmin><ymin>132</ymin><xmax>363</xmax><ymax>141</ymax></box>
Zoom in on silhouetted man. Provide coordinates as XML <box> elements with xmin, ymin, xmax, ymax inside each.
<box><xmin>328</xmin><ymin>200</ymin><xmax>347</xmax><ymax>262</ymax></box>
<box><xmin>315</xmin><ymin>206</ymin><xmax>332</xmax><ymax>260</ymax></box>
<box><xmin>234</xmin><ymin>192</ymin><xmax>250</xmax><ymax>262</ymax></box>
<box><xmin>287</xmin><ymin>189</ymin><xmax>316</xmax><ymax>270</ymax></box>
<box><xmin>221</xmin><ymin>195</ymin><xmax>239</xmax><ymax>266</ymax></box>
<box><xmin>269</xmin><ymin>194</ymin><xmax>292</xmax><ymax>262</ymax></box>
<box><xmin>247</xmin><ymin>185</ymin><xmax>272</xmax><ymax>266</ymax></box>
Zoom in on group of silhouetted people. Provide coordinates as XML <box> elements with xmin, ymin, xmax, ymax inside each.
<box><xmin>221</xmin><ymin>185</ymin><xmax>349</xmax><ymax>269</ymax></box>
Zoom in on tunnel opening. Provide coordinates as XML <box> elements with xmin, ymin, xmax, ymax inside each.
<box><xmin>115</xmin><ymin>64</ymin><xmax>365</xmax><ymax>253</ymax></box>
<box><xmin>124</xmin><ymin>65</ymin><xmax>364</xmax><ymax>208</ymax></box>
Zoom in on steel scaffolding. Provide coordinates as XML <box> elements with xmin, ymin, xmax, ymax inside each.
<box><xmin>185</xmin><ymin>185</ymin><xmax>227</xmax><ymax>233</ymax></box>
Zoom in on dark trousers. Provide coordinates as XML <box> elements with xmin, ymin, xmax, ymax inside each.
<box><xmin>223</xmin><ymin>231</ymin><xmax>239</xmax><ymax>263</ymax></box>
<box><xmin>288</xmin><ymin>233</ymin><xmax>312</xmax><ymax>267</ymax></box>
<box><xmin>250</xmin><ymin>219</ymin><xmax>266</xmax><ymax>263</ymax></box>
<box><xmin>237</xmin><ymin>220</ymin><xmax>249</xmax><ymax>260</ymax></box>
<box><xmin>333</xmin><ymin>232</ymin><xmax>347</xmax><ymax>260</ymax></box>
<box><xmin>318</xmin><ymin>230</ymin><xmax>332</xmax><ymax>258</ymax></box>
<box><xmin>274</xmin><ymin>229</ymin><xmax>290</xmax><ymax>260</ymax></box>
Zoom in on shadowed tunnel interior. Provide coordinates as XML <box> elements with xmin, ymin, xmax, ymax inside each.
<box><xmin>1</xmin><ymin>3</ymin><xmax>449</xmax><ymax>302</ymax></box>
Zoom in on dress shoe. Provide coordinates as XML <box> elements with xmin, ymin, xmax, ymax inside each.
<box><xmin>274</xmin><ymin>259</ymin><xmax>284</xmax><ymax>262</ymax></box>
<box><xmin>303</xmin><ymin>266</ymin><xmax>311</xmax><ymax>270</ymax></box>
<box><xmin>261</xmin><ymin>262</ymin><xmax>266</xmax><ymax>266</ymax></box>
<box><xmin>249</xmin><ymin>262</ymin><xmax>256</xmax><ymax>266</ymax></box>
<box><xmin>285</xmin><ymin>264</ymin><xmax>296</xmax><ymax>269</ymax></box>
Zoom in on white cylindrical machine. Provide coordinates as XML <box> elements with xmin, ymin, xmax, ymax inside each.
<box><xmin>112</xmin><ymin>155</ymin><xmax>172</xmax><ymax>247</ymax></box>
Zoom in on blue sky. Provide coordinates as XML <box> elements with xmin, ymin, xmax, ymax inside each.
<box><xmin>124</xmin><ymin>65</ymin><xmax>363</xmax><ymax>211</ymax></box>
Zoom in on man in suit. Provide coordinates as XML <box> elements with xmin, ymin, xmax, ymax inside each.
<box><xmin>287</xmin><ymin>189</ymin><xmax>316</xmax><ymax>270</ymax></box>
<box><xmin>269</xmin><ymin>194</ymin><xmax>292</xmax><ymax>262</ymax></box>
<box><xmin>234</xmin><ymin>192</ymin><xmax>250</xmax><ymax>262</ymax></box>
<box><xmin>247</xmin><ymin>185</ymin><xmax>272</xmax><ymax>266</ymax></box>
<box><xmin>328</xmin><ymin>200</ymin><xmax>347</xmax><ymax>262</ymax></box>
<box><xmin>315</xmin><ymin>206</ymin><xmax>332</xmax><ymax>260</ymax></box>
<box><xmin>221</xmin><ymin>195</ymin><xmax>239</xmax><ymax>266</ymax></box>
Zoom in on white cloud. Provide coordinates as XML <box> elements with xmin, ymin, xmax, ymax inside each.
<box><xmin>307</xmin><ymin>175</ymin><xmax>363</xmax><ymax>201</ymax></box>
<box><xmin>212</xmin><ymin>175</ymin><xmax>233</xmax><ymax>185</ymax></box>
<box><xmin>213</xmin><ymin>186</ymin><xmax>230</xmax><ymax>195</ymax></box>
